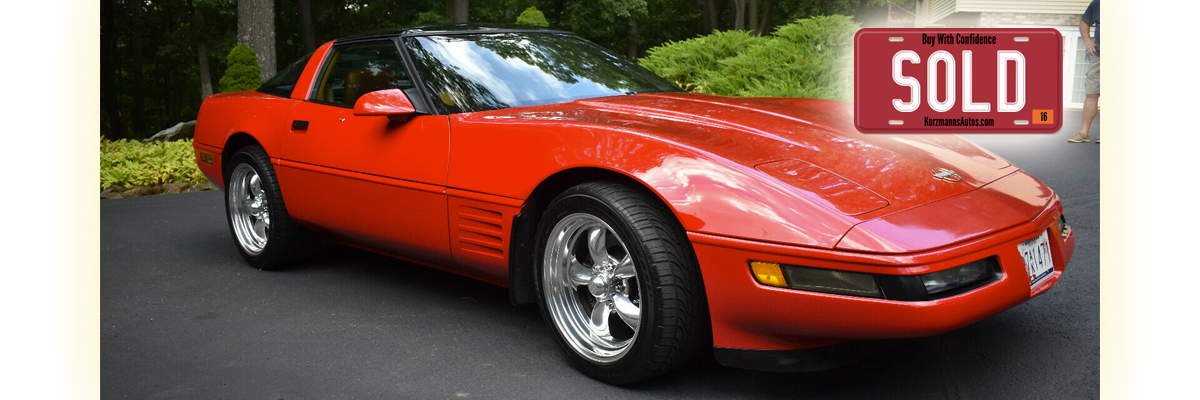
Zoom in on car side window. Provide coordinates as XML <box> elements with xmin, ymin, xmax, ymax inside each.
<box><xmin>258</xmin><ymin>51</ymin><xmax>313</xmax><ymax>98</ymax></box>
<box><xmin>310</xmin><ymin>41</ymin><xmax>414</xmax><ymax>107</ymax></box>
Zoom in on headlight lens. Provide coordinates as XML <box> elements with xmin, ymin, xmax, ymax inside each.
<box><xmin>750</xmin><ymin>258</ymin><xmax>999</xmax><ymax>300</ymax></box>
<box><xmin>749</xmin><ymin>261</ymin><xmax>882</xmax><ymax>298</ymax></box>
<box><xmin>784</xmin><ymin>266</ymin><xmax>882</xmax><ymax>298</ymax></box>
<box><xmin>919</xmin><ymin>259</ymin><xmax>993</xmax><ymax>295</ymax></box>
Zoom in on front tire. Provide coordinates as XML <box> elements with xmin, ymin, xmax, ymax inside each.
<box><xmin>224</xmin><ymin>145</ymin><xmax>309</xmax><ymax>269</ymax></box>
<box><xmin>534</xmin><ymin>182</ymin><xmax>709</xmax><ymax>384</ymax></box>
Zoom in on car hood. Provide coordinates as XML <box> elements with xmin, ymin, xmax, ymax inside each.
<box><xmin>477</xmin><ymin>92</ymin><xmax>1016</xmax><ymax>217</ymax></box>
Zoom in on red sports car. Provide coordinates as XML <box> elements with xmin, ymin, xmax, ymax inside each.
<box><xmin>193</xmin><ymin>25</ymin><xmax>1073</xmax><ymax>384</ymax></box>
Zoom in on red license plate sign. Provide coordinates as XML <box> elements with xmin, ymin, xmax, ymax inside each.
<box><xmin>854</xmin><ymin>28</ymin><xmax>1062</xmax><ymax>133</ymax></box>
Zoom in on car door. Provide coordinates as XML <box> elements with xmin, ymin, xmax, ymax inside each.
<box><xmin>276</xmin><ymin>39</ymin><xmax>453</xmax><ymax>266</ymax></box>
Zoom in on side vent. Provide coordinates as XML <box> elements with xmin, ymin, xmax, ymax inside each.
<box><xmin>445</xmin><ymin>190</ymin><xmax>521</xmax><ymax>284</ymax></box>
<box><xmin>457</xmin><ymin>206</ymin><xmax>505</xmax><ymax>258</ymax></box>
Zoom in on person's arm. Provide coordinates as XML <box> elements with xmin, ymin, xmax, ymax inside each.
<box><xmin>1080</xmin><ymin>19</ymin><xmax>1096</xmax><ymax>57</ymax></box>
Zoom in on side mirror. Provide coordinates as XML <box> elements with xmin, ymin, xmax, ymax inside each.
<box><xmin>353</xmin><ymin>89</ymin><xmax>416</xmax><ymax>122</ymax></box>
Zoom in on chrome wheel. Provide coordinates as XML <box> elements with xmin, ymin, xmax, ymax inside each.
<box><xmin>224</xmin><ymin>145</ymin><xmax>312</xmax><ymax>270</ymax></box>
<box><xmin>228</xmin><ymin>163</ymin><xmax>270</xmax><ymax>255</ymax></box>
<box><xmin>543</xmin><ymin>213</ymin><xmax>641</xmax><ymax>363</ymax></box>
<box><xmin>535</xmin><ymin>182</ymin><xmax>709</xmax><ymax>384</ymax></box>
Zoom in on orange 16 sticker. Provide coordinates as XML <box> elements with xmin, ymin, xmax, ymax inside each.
<box><xmin>1032</xmin><ymin>109</ymin><xmax>1054</xmax><ymax>124</ymax></box>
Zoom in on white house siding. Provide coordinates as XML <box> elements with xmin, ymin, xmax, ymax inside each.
<box><xmin>919</xmin><ymin>0</ymin><xmax>959</xmax><ymax>26</ymax></box>
<box><xmin>980</xmin><ymin>12</ymin><xmax>1082</xmax><ymax>28</ymax></box>
<box><xmin>916</xmin><ymin>0</ymin><xmax>1090</xmax><ymax>27</ymax></box>
<box><xmin>909</xmin><ymin>0</ymin><xmax>1095</xmax><ymax>109</ymax></box>
<box><xmin>957</xmin><ymin>0</ymin><xmax>1092</xmax><ymax>15</ymax></box>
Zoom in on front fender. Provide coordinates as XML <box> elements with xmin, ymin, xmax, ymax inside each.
<box><xmin>447</xmin><ymin>114</ymin><xmax>858</xmax><ymax>249</ymax></box>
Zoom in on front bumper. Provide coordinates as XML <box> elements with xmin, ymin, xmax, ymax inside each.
<box><xmin>690</xmin><ymin>198</ymin><xmax>1073</xmax><ymax>354</ymax></box>
<box><xmin>713</xmin><ymin>339</ymin><xmax>898</xmax><ymax>372</ymax></box>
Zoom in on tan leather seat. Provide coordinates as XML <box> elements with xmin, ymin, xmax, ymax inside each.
<box><xmin>343</xmin><ymin>68</ymin><xmax>397</xmax><ymax>105</ymax></box>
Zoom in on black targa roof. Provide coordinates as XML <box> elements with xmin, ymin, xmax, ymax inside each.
<box><xmin>336</xmin><ymin>23</ymin><xmax>571</xmax><ymax>43</ymax></box>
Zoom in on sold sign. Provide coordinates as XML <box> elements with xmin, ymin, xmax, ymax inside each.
<box><xmin>854</xmin><ymin>28</ymin><xmax>1062</xmax><ymax>133</ymax></box>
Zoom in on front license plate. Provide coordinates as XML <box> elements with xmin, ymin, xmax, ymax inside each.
<box><xmin>1018</xmin><ymin>231</ymin><xmax>1054</xmax><ymax>288</ymax></box>
<box><xmin>854</xmin><ymin>28</ymin><xmax>1062</xmax><ymax>133</ymax></box>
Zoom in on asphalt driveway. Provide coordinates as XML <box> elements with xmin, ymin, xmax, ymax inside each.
<box><xmin>102</xmin><ymin>112</ymin><xmax>1099</xmax><ymax>399</ymax></box>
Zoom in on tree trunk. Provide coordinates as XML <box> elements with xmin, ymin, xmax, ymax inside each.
<box><xmin>129</xmin><ymin>0</ymin><xmax>147</xmax><ymax>138</ymax></box>
<box><xmin>194</xmin><ymin>4</ymin><xmax>213</xmax><ymax>99</ymax></box>
<box><xmin>702</xmin><ymin>0</ymin><xmax>718</xmax><ymax>34</ymax></box>
<box><xmin>627</xmin><ymin>15</ymin><xmax>638</xmax><ymax>60</ymax></box>
<box><xmin>298</xmin><ymin>0</ymin><xmax>316</xmax><ymax>53</ymax></box>
<box><xmin>730</xmin><ymin>0</ymin><xmax>745</xmax><ymax>31</ymax></box>
<box><xmin>238</xmin><ymin>0</ymin><xmax>277</xmax><ymax>81</ymax></box>
<box><xmin>748</xmin><ymin>0</ymin><xmax>758</xmax><ymax>33</ymax></box>
<box><xmin>167</xmin><ymin>69</ymin><xmax>180</xmax><ymax>122</ymax></box>
<box><xmin>196</xmin><ymin>40</ymin><xmax>213</xmax><ymax>99</ymax></box>
<box><xmin>447</xmin><ymin>0</ymin><xmax>468</xmax><ymax>23</ymax></box>
<box><xmin>553</xmin><ymin>0</ymin><xmax>563</xmax><ymax>25</ymax></box>
<box><xmin>164</xmin><ymin>9</ymin><xmax>176</xmax><ymax>123</ymax></box>
<box><xmin>756</xmin><ymin>0</ymin><xmax>773</xmax><ymax>36</ymax></box>
<box><xmin>101</xmin><ymin>0</ymin><xmax>124</xmax><ymax>139</ymax></box>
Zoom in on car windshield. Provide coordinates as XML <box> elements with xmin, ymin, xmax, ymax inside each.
<box><xmin>406</xmin><ymin>33</ymin><xmax>680</xmax><ymax>113</ymax></box>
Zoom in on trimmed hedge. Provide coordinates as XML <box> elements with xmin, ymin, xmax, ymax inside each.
<box><xmin>639</xmin><ymin>15</ymin><xmax>859</xmax><ymax>100</ymax></box>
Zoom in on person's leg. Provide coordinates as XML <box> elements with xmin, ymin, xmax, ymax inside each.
<box><xmin>1071</xmin><ymin>55</ymin><xmax>1101</xmax><ymax>143</ymax></box>
<box><xmin>1082</xmin><ymin>93</ymin><xmax>1099</xmax><ymax>135</ymax></box>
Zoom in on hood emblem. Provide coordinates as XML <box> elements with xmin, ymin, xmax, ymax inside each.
<box><xmin>931</xmin><ymin>167</ymin><xmax>962</xmax><ymax>182</ymax></box>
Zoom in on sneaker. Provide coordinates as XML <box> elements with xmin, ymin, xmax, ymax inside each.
<box><xmin>1095</xmin><ymin>138</ymin><xmax>1099</xmax><ymax>143</ymax></box>
<box><xmin>1067</xmin><ymin>131</ymin><xmax>1090</xmax><ymax>143</ymax></box>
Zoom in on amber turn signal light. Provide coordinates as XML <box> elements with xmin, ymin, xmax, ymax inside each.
<box><xmin>750</xmin><ymin>261</ymin><xmax>788</xmax><ymax>288</ymax></box>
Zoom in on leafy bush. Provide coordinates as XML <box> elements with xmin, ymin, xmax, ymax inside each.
<box><xmin>639</xmin><ymin>15</ymin><xmax>859</xmax><ymax>100</ymax></box>
<box><xmin>101</xmin><ymin>138</ymin><xmax>209</xmax><ymax>189</ymax></box>
<box><xmin>219</xmin><ymin>44</ymin><xmax>262</xmax><ymax>93</ymax></box>
<box><xmin>638</xmin><ymin>30</ymin><xmax>762</xmax><ymax>93</ymax></box>
<box><xmin>516</xmin><ymin>6</ymin><xmax>550</xmax><ymax>27</ymax></box>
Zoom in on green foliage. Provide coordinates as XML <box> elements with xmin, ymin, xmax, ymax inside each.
<box><xmin>556</xmin><ymin>0</ymin><xmax>677</xmax><ymax>59</ymax></box>
<box><xmin>638</xmin><ymin>15</ymin><xmax>860</xmax><ymax>100</ymax></box>
<box><xmin>515</xmin><ymin>6</ymin><xmax>549</xmax><ymax>27</ymax></box>
<box><xmin>100</xmin><ymin>138</ymin><xmax>210</xmax><ymax>189</ymax></box>
<box><xmin>772</xmin><ymin>0</ymin><xmax>887</xmax><ymax>26</ymax></box>
<box><xmin>414</xmin><ymin>10</ymin><xmax>452</xmax><ymax>25</ymax></box>
<box><xmin>596</xmin><ymin>0</ymin><xmax>647</xmax><ymax>19</ymax></box>
<box><xmin>218</xmin><ymin>44</ymin><xmax>262</xmax><ymax>92</ymax></box>
<box><xmin>101</xmin><ymin>0</ymin><xmax>892</xmax><ymax>139</ymax></box>
<box><xmin>638</xmin><ymin>30</ymin><xmax>762</xmax><ymax>92</ymax></box>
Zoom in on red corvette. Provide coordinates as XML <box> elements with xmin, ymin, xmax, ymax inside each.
<box><xmin>193</xmin><ymin>25</ymin><xmax>1073</xmax><ymax>384</ymax></box>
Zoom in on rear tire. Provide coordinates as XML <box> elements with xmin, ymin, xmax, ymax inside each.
<box><xmin>224</xmin><ymin>145</ymin><xmax>310</xmax><ymax>269</ymax></box>
<box><xmin>534</xmin><ymin>181</ymin><xmax>709</xmax><ymax>384</ymax></box>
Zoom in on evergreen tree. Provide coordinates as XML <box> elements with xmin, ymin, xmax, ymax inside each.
<box><xmin>516</xmin><ymin>6</ymin><xmax>549</xmax><ymax>27</ymax></box>
<box><xmin>219</xmin><ymin>44</ymin><xmax>262</xmax><ymax>92</ymax></box>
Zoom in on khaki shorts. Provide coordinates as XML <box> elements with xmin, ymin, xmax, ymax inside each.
<box><xmin>1085</xmin><ymin>55</ymin><xmax>1100</xmax><ymax>95</ymax></box>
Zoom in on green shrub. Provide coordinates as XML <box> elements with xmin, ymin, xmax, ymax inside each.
<box><xmin>100</xmin><ymin>138</ymin><xmax>209</xmax><ymax>189</ymax></box>
<box><xmin>516</xmin><ymin>6</ymin><xmax>550</xmax><ymax>27</ymax></box>
<box><xmin>639</xmin><ymin>30</ymin><xmax>762</xmax><ymax>93</ymax></box>
<box><xmin>638</xmin><ymin>15</ymin><xmax>860</xmax><ymax>100</ymax></box>
<box><xmin>219</xmin><ymin>44</ymin><xmax>262</xmax><ymax>93</ymax></box>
